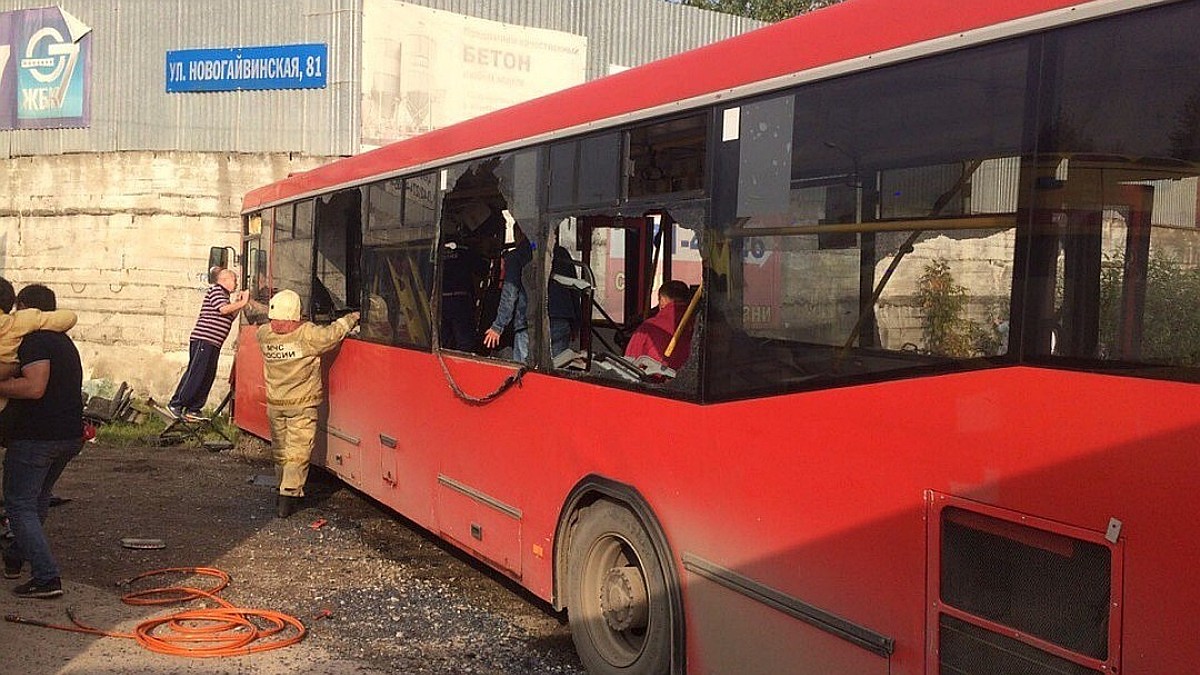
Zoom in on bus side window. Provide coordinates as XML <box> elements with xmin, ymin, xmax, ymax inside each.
<box><xmin>560</xmin><ymin>211</ymin><xmax>703</xmax><ymax>393</ymax></box>
<box><xmin>272</xmin><ymin>200</ymin><xmax>313</xmax><ymax>319</ymax></box>
<box><xmin>312</xmin><ymin>188</ymin><xmax>364</xmax><ymax>324</ymax></box>
<box><xmin>437</xmin><ymin>158</ymin><xmax>508</xmax><ymax>356</ymax></box>
<box><xmin>361</xmin><ymin>176</ymin><xmax>437</xmax><ymax>349</ymax></box>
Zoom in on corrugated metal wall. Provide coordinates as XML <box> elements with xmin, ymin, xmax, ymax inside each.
<box><xmin>0</xmin><ymin>0</ymin><xmax>359</xmax><ymax>158</ymax></box>
<box><xmin>0</xmin><ymin>0</ymin><xmax>762</xmax><ymax>158</ymax></box>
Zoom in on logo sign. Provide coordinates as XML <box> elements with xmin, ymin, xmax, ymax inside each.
<box><xmin>166</xmin><ymin>44</ymin><xmax>327</xmax><ymax>93</ymax></box>
<box><xmin>0</xmin><ymin>7</ymin><xmax>92</xmax><ymax>130</ymax></box>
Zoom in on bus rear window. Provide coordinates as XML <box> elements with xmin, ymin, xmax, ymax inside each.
<box><xmin>1024</xmin><ymin>1</ymin><xmax>1200</xmax><ymax>377</ymax></box>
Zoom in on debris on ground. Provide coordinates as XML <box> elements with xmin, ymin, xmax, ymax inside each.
<box><xmin>119</xmin><ymin>538</ymin><xmax>166</xmax><ymax>550</ymax></box>
<box><xmin>82</xmin><ymin>379</ymin><xmax>139</xmax><ymax>424</ymax></box>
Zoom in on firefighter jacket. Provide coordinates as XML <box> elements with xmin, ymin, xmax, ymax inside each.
<box><xmin>256</xmin><ymin>314</ymin><xmax>358</xmax><ymax>410</ymax></box>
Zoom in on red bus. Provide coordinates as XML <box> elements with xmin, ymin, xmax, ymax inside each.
<box><xmin>233</xmin><ymin>0</ymin><xmax>1200</xmax><ymax>672</ymax></box>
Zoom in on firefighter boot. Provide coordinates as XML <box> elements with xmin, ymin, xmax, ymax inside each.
<box><xmin>276</xmin><ymin>494</ymin><xmax>300</xmax><ymax>519</ymax></box>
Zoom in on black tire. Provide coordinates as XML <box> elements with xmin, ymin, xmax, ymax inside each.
<box><xmin>567</xmin><ymin>501</ymin><xmax>674</xmax><ymax>675</ymax></box>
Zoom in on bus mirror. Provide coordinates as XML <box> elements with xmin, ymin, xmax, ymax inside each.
<box><xmin>207</xmin><ymin>246</ymin><xmax>239</xmax><ymax>281</ymax></box>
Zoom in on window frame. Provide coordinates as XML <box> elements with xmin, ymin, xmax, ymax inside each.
<box><xmin>360</xmin><ymin>174</ymin><xmax>438</xmax><ymax>350</ymax></box>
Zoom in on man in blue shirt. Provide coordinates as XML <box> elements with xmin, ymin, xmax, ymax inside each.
<box><xmin>483</xmin><ymin>225</ymin><xmax>533</xmax><ymax>363</ymax></box>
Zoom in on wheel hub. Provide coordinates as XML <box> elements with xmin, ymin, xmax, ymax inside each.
<box><xmin>599</xmin><ymin>565</ymin><xmax>648</xmax><ymax>632</ymax></box>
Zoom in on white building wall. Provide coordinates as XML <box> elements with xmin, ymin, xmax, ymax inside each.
<box><xmin>0</xmin><ymin>151</ymin><xmax>326</xmax><ymax>401</ymax></box>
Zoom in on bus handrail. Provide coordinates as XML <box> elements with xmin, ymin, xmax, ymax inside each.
<box><xmin>727</xmin><ymin>213</ymin><xmax>1014</xmax><ymax>238</ymax></box>
<box><xmin>665</xmin><ymin>280</ymin><xmax>702</xmax><ymax>359</ymax></box>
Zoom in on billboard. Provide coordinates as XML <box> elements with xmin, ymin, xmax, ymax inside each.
<box><xmin>361</xmin><ymin>0</ymin><xmax>587</xmax><ymax>148</ymax></box>
<box><xmin>0</xmin><ymin>6</ymin><xmax>92</xmax><ymax>130</ymax></box>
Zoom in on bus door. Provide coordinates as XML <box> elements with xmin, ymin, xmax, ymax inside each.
<box><xmin>233</xmin><ymin>209</ymin><xmax>272</xmax><ymax>438</ymax></box>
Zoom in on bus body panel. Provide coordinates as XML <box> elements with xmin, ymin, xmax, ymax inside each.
<box><xmin>235</xmin><ymin>328</ymin><xmax>1200</xmax><ymax>673</ymax></box>
<box><xmin>233</xmin><ymin>324</ymin><xmax>270</xmax><ymax>440</ymax></box>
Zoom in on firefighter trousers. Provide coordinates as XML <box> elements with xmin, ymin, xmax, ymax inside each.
<box><xmin>267</xmin><ymin>406</ymin><xmax>318</xmax><ymax>497</ymax></box>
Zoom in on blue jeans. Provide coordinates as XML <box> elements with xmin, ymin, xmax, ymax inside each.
<box><xmin>3</xmin><ymin>439</ymin><xmax>82</xmax><ymax>583</ymax></box>
<box><xmin>512</xmin><ymin>328</ymin><xmax>529</xmax><ymax>363</ymax></box>
<box><xmin>550</xmin><ymin>318</ymin><xmax>572</xmax><ymax>357</ymax></box>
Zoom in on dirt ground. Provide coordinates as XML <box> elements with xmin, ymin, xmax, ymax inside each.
<box><xmin>0</xmin><ymin>438</ymin><xmax>585</xmax><ymax>674</ymax></box>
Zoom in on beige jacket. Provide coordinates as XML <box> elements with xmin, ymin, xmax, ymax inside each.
<box><xmin>0</xmin><ymin>308</ymin><xmax>78</xmax><ymax>412</ymax></box>
<box><xmin>0</xmin><ymin>309</ymin><xmax>78</xmax><ymax>366</ymax></box>
<box><xmin>257</xmin><ymin>315</ymin><xmax>358</xmax><ymax>410</ymax></box>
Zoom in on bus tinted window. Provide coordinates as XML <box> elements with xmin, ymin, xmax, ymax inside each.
<box><xmin>274</xmin><ymin>203</ymin><xmax>293</xmax><ymax>240</ymax></box>
<box><xmin>363</xmin><ymin>177</ymin><xmax>436</xmax><ymax>349</ymax></box>
<box><xmin>294</xmin><ymin>199</ymin><xmax>314</xmax><ymax>239</ymax></box>
<box><xmin>579</xmin><ymin>133</ymin><xmax>621</xmax><ymax>205</ymax></box>
<box><xmin>706</xmin><ymin>40</ymin><xmax>1029</xmax><ymax>399</ymax></box>
<box><xmin>548</xmin><ymin>141</ymin><xmax>577</xmax><ymax>209</ymax></box>
<box><xmin>404</xmin><ymin>172</ymin><xmax>438</xmax><ymax>231</ymax></box>
<box><xmin>273</xmin><ymin>200</ymin><xmax>312</xmax><ymax>317</ymax></box>
<box><xmin>313</xmin><ymin>189</ymin><xmax>363</xmax><ymax>323</ymax></box>
<box><xmin>628</xmin><ymin>113</ymin><xmax>707</xmax><ymax>198</ymax></box>
<box><xmin>1026</xmin><ymin>1</ymin><xmax>1200</xmax><ymax>374</ymax></box>
<box><xmin>548</xmin><ymin>132</ymin><xmax>621</xmax><ymax>209</ymax></box>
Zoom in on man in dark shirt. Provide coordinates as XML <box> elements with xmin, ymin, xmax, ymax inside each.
<box><xmin>0</xmin><ymin>284</ymin><xmax>83</xmax><ymax>599</ymax></box>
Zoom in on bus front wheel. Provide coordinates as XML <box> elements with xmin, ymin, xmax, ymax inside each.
<box><xmin>567</xmin><ymin>500</ymin><xmax>673</xmax><ymax>675</ymax></box>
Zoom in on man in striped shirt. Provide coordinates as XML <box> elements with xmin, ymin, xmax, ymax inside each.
<box><xmin>168</xmin><ymin>268</ymin><xmax>249</xmax><ymax>419</ymax></box>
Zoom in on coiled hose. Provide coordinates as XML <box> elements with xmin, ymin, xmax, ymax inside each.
<box><xmin>5</xmin><ymin>567</ymin><xmax>307</xmax><ymax>658</ymax></box>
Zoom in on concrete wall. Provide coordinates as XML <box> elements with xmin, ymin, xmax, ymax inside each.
<box><xmin>0</xmin><ymin>151</ymin><xmax>328</xmax><ymax>405</ymax></box>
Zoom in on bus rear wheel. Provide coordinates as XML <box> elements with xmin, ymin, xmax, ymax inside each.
<box><xmin>567</xmin><ymin>501</ymin><xmax>673</xmax><ymax>675</ymax></box>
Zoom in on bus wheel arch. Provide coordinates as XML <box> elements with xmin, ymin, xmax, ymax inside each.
<box><xmin>554</xmin><ymin>477</ymin><xmax>684</xmax><ymax>675</ymax></box>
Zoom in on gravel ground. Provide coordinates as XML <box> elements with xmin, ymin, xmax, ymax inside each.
<box><xmin>1</xmin><ymin>438</ymin><xmax>586</xmax><ymax>674</ymax></box>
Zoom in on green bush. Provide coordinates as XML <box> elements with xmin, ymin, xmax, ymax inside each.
<box><xmin>1100</xmin><ymin>250</ymin><xmax>1200</xmax><ymax>365</ymax></box>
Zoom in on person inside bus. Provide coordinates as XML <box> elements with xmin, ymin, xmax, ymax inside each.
<box><xmin>362</xmin><ymin>293</ymin><xmax>394</xmax><ymax>344</ymax></box>
<box><xmin>483</xmin><ymin>223</ymin><xmax>533</xmax><ymax>362</ymax></box>
<box><xmin>548</xmin><ymin>233</ymin><xmax>581</xmax><ymax>358</ymax></box>
<box><xmin>624</xmin><ymin>280</ymin><xmax>694</xmax><ymax>372</ymax></box>
<box><xmin>441</xmin><ymin>201</ymin><xmax>504</xmax><ymax>352</ymax></box>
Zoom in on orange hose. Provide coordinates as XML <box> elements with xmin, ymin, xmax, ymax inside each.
<box><xmin>5</xmin><ymin>567</ymin><xmax>306</xmax><ymax>658</ymax></box>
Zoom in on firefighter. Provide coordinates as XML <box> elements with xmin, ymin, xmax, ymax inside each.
<box><xmin>258</xmin><ymin>289</ymin><xmax>359</xmax><ymax>518</ymax></box>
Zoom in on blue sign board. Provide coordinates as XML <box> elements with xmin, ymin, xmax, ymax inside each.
<box><xmin>166</xmin><ymin>43</ymin><xmax>327</xmax><ymax>93</ymax></box>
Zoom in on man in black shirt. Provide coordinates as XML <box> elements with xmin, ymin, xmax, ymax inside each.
<box><xmin>0</xmin><ymin>284</ymin><xmax>83</xmax><ymax>599</ymax></box>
